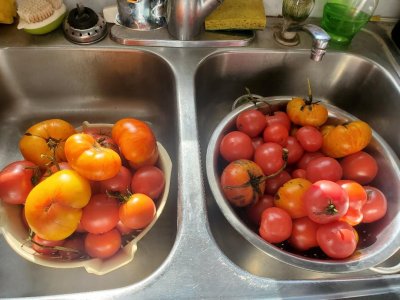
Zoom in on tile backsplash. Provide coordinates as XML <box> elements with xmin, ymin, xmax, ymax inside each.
<box><xmin>65</xmin><ymin>0</ymin><xmax>400</xmax><ymax>19</ymax></box>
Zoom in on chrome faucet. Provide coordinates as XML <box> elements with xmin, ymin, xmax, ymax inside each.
<box><xmin>275</xmin><ymin>23</ymin><xmax>331</xmax><ymax>62</ymax></box>
<box><xmin>273</xmin><ymin>0</ymin><xmax>330</xmax><ymax>62</ymax></box>
<box><xmin>167</xmin><ymin>0</ymin><xmax>223</xmax><ymax>40</ymax></box>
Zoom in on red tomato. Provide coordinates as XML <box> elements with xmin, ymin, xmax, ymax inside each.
<box><xmin>116</xmin><ymin>220</ymin><xmax>135</xmax><ymax>235</ymax></box>
<box><xmin>264</xmin><ymin>170</ymin><xmax>291</xmax><ymax>195</ymax></box>
<box><xmin>285</xmin><ymin>136</ymin><xmax>304</xmax><ymax>165</ymax></box>
<box><xmin>80</xmin><ymin>194</ymin><xmax>120</xmax><ymax>234</ymax></box>
<box><xmin>265</xmin><ymin>111</ymin><xmax>291</xmax><ymax>131</ymax></box>
<box><xmin>131</xmin><ymin>166</ymin><xmax>165</xmax><ymax>200</ymax></box>
<box><xmin>112</xmin><ymin>118</ymin><xmax>158</xmax><ymax>169</ymax></box>
<box><xmin>236</xmin><ymin>109</ymin><xmax>266</xmax><ymax>137</ymax></box>
<box><xmin>75</xmin><ymin>220</ymin><xmax>87</xmax><ymax>233</ymax></box>
<box><xmin>252</xmin><ymin>137</ymin><xmax>264</xmax><ymax>150</ymax></box>
<box><xmin>274</xmin><ymin>178</ymin><xmax>312</xmax><ymax>219</ymax></box>
<box><xmin>337</xmin><ymin>180</ymin><xmax>367</xmax><ymax>226</ymax></box>
<box><xmin>254</xmin><ymin>143</ymin><xmax>286</xmax><ymax>176</ymax></box>
<box><xmin>340</xmin><ymin>151</ymin><xmax>378</xmax><ymax>185</ymax></box>
<box><xmin>85</xmin><ymin>229</ymin><xmax>122</xmax><ymax>259</ymax></box>
<box><xmin>59</xmin><ymin>235</ymin><xmax>86</xmax><ymax>260</ymax></box>
<box><xmin>99</xmin><ymin>166</ymin><xmax>132</xmax><ymax>194</ymax></box>
<box><xmin>119</xmin><ymin>193</ymin><xmax>156</xmax><ymax>229</ymax></box>
<box><xmin>259</xmin><ymin>207</ymin><xmax>292</xmax><ymax>244</ymax></box>
<box><xmin>291</xmin><ymin>168</ymin><xmax>306</xmax><ymax>179</ymax></box>
<box><xmin>32</xmin><ymin>234</ymin><xmax>65</xmax><ymax>255</ymax></box>
<box><xmin>305</xmin><ymin>157</ymin><xmax>343</xmax><ymax>183</ymax></box>
<box><xmin>303</xmin><ymin>180</ymin><xmax>349</xmax><ymax>224</ymax></box>
<box><xmin>245</xmin><ymin>194</ymin><xmax>275</xmax><ymax>225</ymax></box>
<box><xmin>362</xmin><ymin>186</ymin><xmax>387</xmax><ymax>223</ymax></box>
<box><xmin>219</xmin><ymin>131</ymin><xmax>254</xmax><ymax>162</ymax></box>
<box><xmin>288</xmin><ymin>217</ymin><xmax>319</xmax><ymax>251</ymax></box>
<box><xmin>128</xmin><ymin>148</ymin><xmax>159</xmax><ymax>170</ymax></box>
<box><xmin>40</xmin><ymin>161</ymin><xmax>71</xmax><ymax>181</ymax></box>
<box><xmin>263</xmin><ymin>124</ymin><xmax>289</xmax><ymax>146</ymax></box>
<box><xmin>0</xmin><ymin>160</ymin><xmax>38</xmax><ymax>205</ymax></box>
<box><xmin>295</xmin><ymin>126</ymin><xmax>323</xmax><ymax>152</ymax></box>
<box><xmin>297</xmin><ymin>151</ymin><xmax>324</xmax><ymax>170</ymax></box>
<box><xmin>316</xmin><ymin>221</ymin><xmax>358</xmax><ymax>259</ymax></box>
<box><xmin>221</xmin><ymin>159</ymin><xmax>266</xmax><ymax>207</ymax></box>
<box><xmin>21</xmin><ymin>206</ymin><xmax>29</xmax><ymax>229</ymax></box>
<box><xmin>86</xmin><ymin>133</ymin><xmax>120</xmax><ymax>154</ymax></box>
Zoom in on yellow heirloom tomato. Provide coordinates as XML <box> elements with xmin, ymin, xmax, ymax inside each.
<box><xmin>24</xmin><ymin>170</ymin><xmax>91</xmax><ymax>241</ymax></box>
<box><xmin>321</xmin><ymin>121</ymin><xmax>372</xmax><ymax>158</ymax></box>
<box><xmin>64</xmin><ymin>133</ymin><xmax>122</xmax><ymax>181</ymax></box>
<box><xmin>19</xmin><ymin>119</ymin><xmax>76</xmax><ymax>168</ymax></box>
<box><xmin>286</xmin><ymin>97</ymin><xmax>328</xmax><ymax>127</ymax></box>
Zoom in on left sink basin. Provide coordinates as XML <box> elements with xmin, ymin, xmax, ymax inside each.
<box><xmin>0</xmin><ymin>48</ymin><xmax>178</xmax><ymax>297</ymax></box>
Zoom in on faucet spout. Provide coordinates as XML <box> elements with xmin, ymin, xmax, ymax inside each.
<box><xmin>300</xmin><ymin>24</ymin><xmax>331</xmax><ymax>62</ymax></box>
<box><xmin>197</xmin><ymin>0</ymin><xmax>223</xmax><ymax>20</ymax></box>
<box><xmin>167</xmin><ymin>0</ymin><xmax>223</xmax><ymax>41</ymax></box>
<box><xmin>274</xmin><ymin>23</ymin><xmax>331</xmax><ymax>62</ymax></box>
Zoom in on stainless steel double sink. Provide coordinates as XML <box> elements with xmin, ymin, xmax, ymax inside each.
<box><xmin>1</xmin><ymin>20</ymin><xmax>400</xmax><ymax>298</ymax></box>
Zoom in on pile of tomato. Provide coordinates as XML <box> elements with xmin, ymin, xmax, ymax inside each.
<box><xmin>219</xmin><ymin>97</ymin><xmax>388</xmax><ymax>259</ymax></box>
<box><xmin>0</xmin><ymin>118</ymin><xmax>166</xmax><ymax>260</ymax></box>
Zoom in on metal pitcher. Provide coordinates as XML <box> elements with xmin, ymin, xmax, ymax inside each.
<box><xmin>117</xmin><ymin>0</ymin><xmax>166</xmax><ymax>30</ymax></box>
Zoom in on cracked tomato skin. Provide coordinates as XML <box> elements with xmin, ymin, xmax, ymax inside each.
<box><xmin>220</xmin><ymin>159</ymin><xmax>266</xmax><ymax>207</ymax></box>
<box><xmin>24</xmin><ymin>170</ymin><xmax>91</xmax><ymax>241</ymax></box>
<box><xmin>19</xmin><ymin>119</ymin><xmax>76</xmax><ymax>167</ymax></box>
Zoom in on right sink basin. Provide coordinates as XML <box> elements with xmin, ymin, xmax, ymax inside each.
<box><xmin>195</xmin><ymin>50</ymin><xmax>400</xmax><ymax>279</ymax></box>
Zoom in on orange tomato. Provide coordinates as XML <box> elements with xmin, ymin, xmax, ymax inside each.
<box><xmin>112</xmin><ymin>118</ymin><xmax>158</xmax><ymax>169</ymax></box>
<box><xmin>24</xmin><ymin>170</ymin><xmax>91</xmax><ymax>241</ymax></box>
<box><xmin>286</xmin><ymin>97</ymin><xmax>328</xmax><ymax>127</ymax></box>
<box><xmin>274</xmin><ymin>178</ymin><xmax>312</xmax><ymax>218</ymax></box>
<box><xmin>221</xmin><ymin>159</ymin><xmax>266</xmax><ymax>207</ymax></box>
<box><xmin>64</xmin><ymin>133</ymin><xmax>122</xmax><ymax>181</ymax></box>
<box><xmin>19</xmin><ymin>119</ymin><xmax>76</xmax><ymax>167</ymax></box>
<box><xmin>321</xmin><ymin>121</ymin><xmax>372</xmax><ymax>158</ymax></box>
<box><xmin>119</xmin><ymin>193</ymin><xmax>156</xmax><ymax>229</ymax></box>
<box><xmin>338</xmin><ymin>180</ymin><xmax>367</xmax><ymax>226</ymax></box>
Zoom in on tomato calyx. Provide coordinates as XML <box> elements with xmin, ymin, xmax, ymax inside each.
<box><xmin>24</xmin><ymin>165</ymin><xmax>42</xmax><ymax>186</ymax></box>
<box><xmin>223</xmin><ymin>173</ymin><xmax>264</xmax><ymax>194</ymax></box>
<box><xmin>300</xmin><ymin>79</ymin><xmax>321</xmax><ymax>111</ymax></box>
<box><xmin>315</xmin><ymin>199</ymin><xmax>339</xmax><ymax>216</ymax></box>
<box><xmin>24</xmin><ymin>133</ymin><xmax>64</xmax><ymax>153</ymax></box>
<box><xmin>24</xmin><ymin>132</ymin><xmax>65</xmax><ymax>172</ymax></box>
<box><xmin>106</xmin><ymin>189</ymin><xmax>132</xmax><ymax>204</ymax></box>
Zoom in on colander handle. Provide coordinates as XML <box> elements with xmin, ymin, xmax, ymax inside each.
<box><xmin>370</xmin><ymin>264</ymin><xmax>400</xmax><ymax>274</ymax></box>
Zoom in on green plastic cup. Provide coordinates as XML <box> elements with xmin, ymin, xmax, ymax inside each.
<box><xmin>321</xmin><ymin>0</ymin><xmax>379</xmax><ymax>46</ymax></box>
